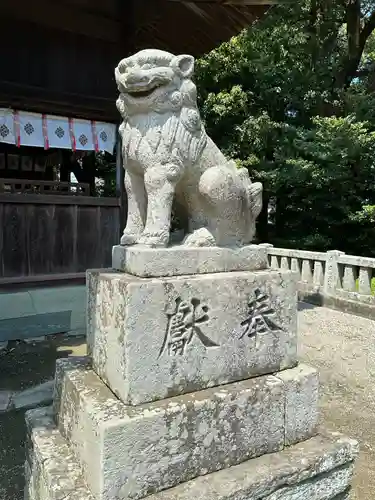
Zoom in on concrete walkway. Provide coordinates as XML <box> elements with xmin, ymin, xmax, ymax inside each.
<box><xmin>0</xmin><ymin>304</ymin><xmax>374</xmax><ymax>499</ymax></box>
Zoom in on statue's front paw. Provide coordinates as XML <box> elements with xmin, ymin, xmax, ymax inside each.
<box><xmin>120</xmin><ymin>232</ymin><xmax>139</xmax><ymax>246</ymax></box>
<box><xmin>137</xmin><ymin>231</ymin><xmax>169</xmax><ymax>248</ymax></box>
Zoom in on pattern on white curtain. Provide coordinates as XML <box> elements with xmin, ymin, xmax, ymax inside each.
<box><xmin>0</xmin><ymin>109</ymin><xmax>16</xmax><ymax>145</ymax></box>
<box><xmin>72</xmin><ymin>119</ymin><xmax>95</xmax><ymax>151</ymax></box>
<box><xmin>18</xmin><ymin>111</ymin><xmax>44</xmax><ymax>147</ymax></box>
<box><xmin>46</xmin><ymin>115</ymin><xmax>72</xmax><ymax>149</ymax></box>
<box><xmin>96</xmin><ymin>121</ymin><xmax>117</xmax><ymax>153</ymax></box>
<box><xmin>0</xmin><ymin>108</ymin><xmax>117</xmax><ymax>153</ymax></box>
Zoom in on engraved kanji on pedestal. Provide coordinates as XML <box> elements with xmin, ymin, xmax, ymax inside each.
<box><xmin>239</xmin><ymin>288</ymin><xmax>283</xmax><ymax>339</ymax></box>
<box><xmin>159</xmin><ymin>298</ymin><xmax>218</xmax><ymax>357</ymax></box>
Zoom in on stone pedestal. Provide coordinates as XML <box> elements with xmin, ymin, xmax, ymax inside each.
<box><xmin>86</xmin><ymin>266</ymin><xmax>297</xmax><ymax>405</ymax></box>
<box><xmin>24</xmin><ymin>245</ymin><xmax>358</xmax><ymax>500</ymax></box>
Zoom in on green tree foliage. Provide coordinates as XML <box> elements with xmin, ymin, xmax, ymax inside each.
<box><xmin>195</xmin><ymin>0</ymin><xmax>375</xmax><ymax>256</ymax></box>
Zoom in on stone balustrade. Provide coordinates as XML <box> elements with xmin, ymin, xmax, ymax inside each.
<box><xmin>263</xmin><ymin>245</ymin><xmax>375</xmax><ymax>319</ymax></box>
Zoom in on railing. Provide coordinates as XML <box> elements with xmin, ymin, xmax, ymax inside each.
<box><xmin>266</xmin><ymin>247</ymin><xmax>327</xmax><ymax>293</ymax></box>
<box><xmin>263</xmin><ymin>244</ymin><xmax>375</xmax><ymax>316</ymax></box>
<box><xmin>0</xmin><ymin>178</ymin><xmax>90</xmax><ymax>196</ymax></box>
<box><xmin>335</xmin><ymin>254</ymin><xmax>375</xmax><ymax>304</ymax></box>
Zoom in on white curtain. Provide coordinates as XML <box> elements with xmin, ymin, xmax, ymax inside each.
<box><xmin>0</xmin><ymin>108</ymin><xmax>117</xmax><ymax>154</ymax></box>
<box><xmin>0</xmin><ymin>109</ymin><xmax>16</xmax><ymax>145</ymax></box>
<box><xmin>46</xmin><ymin>115</ymin><xmax>72</xmax><ymax>149</ymax></box>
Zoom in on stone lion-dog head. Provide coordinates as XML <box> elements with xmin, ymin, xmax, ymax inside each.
<box><xmin>115</xmin><ymin>49</ymin><xmax>198</xmax><ymax>117</ymax></box>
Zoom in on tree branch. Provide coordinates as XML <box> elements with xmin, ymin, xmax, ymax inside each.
<box><xmin>347</xmin><ymin>0</ymin><xmax>361</xmax><ymax>59</ymax></box>
<box><xmin>335</xmin><ymin>3</ymin><xmax>375</xmax><ymax>89</ymax></box>
<box><xmin>360</xmin><ymin>8</ymin><xmax>375</xmax><ymax>47</ymax></box>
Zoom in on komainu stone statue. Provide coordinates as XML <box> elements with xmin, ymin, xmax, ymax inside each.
<box><xmin>115</xmin><ymin>49</ymin><xmax>263</xmax><ymax>248</ymax></box>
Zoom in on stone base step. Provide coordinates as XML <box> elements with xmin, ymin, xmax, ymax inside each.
<box><xmin>25</xmin><ymin>406</ymin><xmax>358</xmax><ymax>500</ymax></box>
<box><xmin>52</xmin><ymin>358</ymin><xmax>319</xmax><ymax>500</ymax></box>
<box><xmin>25</xmin><ymin>406</ymin><xmax>94</xmax><ymax>500</ymax></box>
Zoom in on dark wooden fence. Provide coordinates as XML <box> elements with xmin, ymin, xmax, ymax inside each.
<box><xmin>0</xmin><ymin>193</ymin><xmax>121</xmax><ymax>286</ymax></box>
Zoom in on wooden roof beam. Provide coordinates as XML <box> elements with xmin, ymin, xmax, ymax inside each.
<box><xmin>0</xmin><ymin>0</ymin><xmax>120</xmax><ymax>42</ymax></box>
<box><xmin>181</xmin><ymin>2</ymin><xmax>213</xmax><ymax>21</ymax></box>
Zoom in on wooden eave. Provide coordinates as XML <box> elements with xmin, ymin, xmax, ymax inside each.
<box><xmin>0</xmin><ymin>0</ymin><xmax>274</xmax><ymax>53</ymax></box>
<box><xmin>131</xmin><ymin>0</ymin><xmax>274</xmax><ymax>55</ymax></box>
<box><xmin>0</xmin><ymin>0</ymin><xmax>274</xmax><ymax>121</ymax></box>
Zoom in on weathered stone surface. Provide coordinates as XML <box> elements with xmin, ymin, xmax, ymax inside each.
<box><xmin>275</xmin><ymin>363</ymin><xmax>319</xmax><ymax>446</ymax></box>
<box><xmin>115</xmin><ymin>49</ymin><xmax>262</xmax><ymax>248</ymax></box>
<box><xmin>112</xmin><ymin>244</ymin><xmax>268</xmax><ymax>277</ymax></box>
<box><xmin>25</xmin><ymin>406</ymin><xmax>358</xmax><ymax>500</ymax></box>
<box><xmin>263</xmin><ymin>465</ymin><xmax>353</xmax><ymax>499</ymax></box>
<box><xmin>146</xmin><ymin>432</ymin><xmax>358</xmax><ymax>500</ymax></box>
<box><xmin>25</xmin><ymin>406</ymin><xmax>94</xmax><ymax>500</ymax></box>
<box><xmin>54</xmin><ymin>358</ymin><xmax>285</xmax><ymax>500</ymax></box>
<box><xmin>52</xmin><ymin>356</ymin><xmax>90</xmax><ymax>418</ymax></box>
<box><xmin>87</xmin><ymin>268</ymin><xmax>298</xmax><ymax>405</ymax></box>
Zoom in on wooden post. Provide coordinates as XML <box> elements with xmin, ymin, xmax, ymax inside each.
<box><xmin>115</xmin><ymin>130</ymin><xmax>127</xmax><ymax>236</ymax></box>
<box><xmin>115</xmin><ymin>130</ymin><xmax>122</xmax><ymax>198</ymax></box>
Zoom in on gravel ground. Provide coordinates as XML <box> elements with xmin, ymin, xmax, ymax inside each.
<box><xmin>298</xmin><ymin>302</ymin><xmax>375</xmax><ymax>500</ymax></box>
<box><xmin>0</xmin><ymin>304</ymin><xmax>374</xmax><ymax>499</ymax></box>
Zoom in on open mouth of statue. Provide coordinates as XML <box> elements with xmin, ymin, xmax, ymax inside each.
<box><xmin>125</xmin><ymin>83</ymin><xmax>161</xmax><ymax>98</ymax></box>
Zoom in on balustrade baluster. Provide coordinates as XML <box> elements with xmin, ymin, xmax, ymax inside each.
<box><xmin>342</xmin><ymin>265</ymin><xmax>356</xmax><ymax>292</ymax></box>
<box><xmin>358</xmin><ymin>267</ymin><xmax>372</xmax><ymax>295</ymax></box>
<box><xmin>280</xmin><ymin>256</ymin><xmax>289</xmax><ymax>271</ymax></box>
<box><xmin>270</xmin><ymin>255</ymin><xmax>279</xmax><ymax>269</ymax></box>
<box><xmin>290</xmin><ymin>258</ymin><xmax>300</xmax><ymax>276</ymax></box>
<box><xmin>313</xmin><ymin>261</ymin><xmax>324</xmax><ymax>286</ymax></box>
<box><xmin>301</xmin><ymin>259</ymin><xmax>313</xmax><ymax>283</ymax></box>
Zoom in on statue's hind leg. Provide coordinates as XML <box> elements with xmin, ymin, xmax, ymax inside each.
<box><xmin>180</xmin><ymin>187</ymin><xmax>216</xmax><ymax>247</ymax></box>
<box><xmin>183</xmin><ymin>166</ymin><xmax>247</xmax><ymax>247</ymax></box>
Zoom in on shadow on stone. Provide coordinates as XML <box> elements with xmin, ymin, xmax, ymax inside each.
<box><xmin>298</xmin><ymin>301</ymin><xmax>320</xmax><ymax>311</ymax></box>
